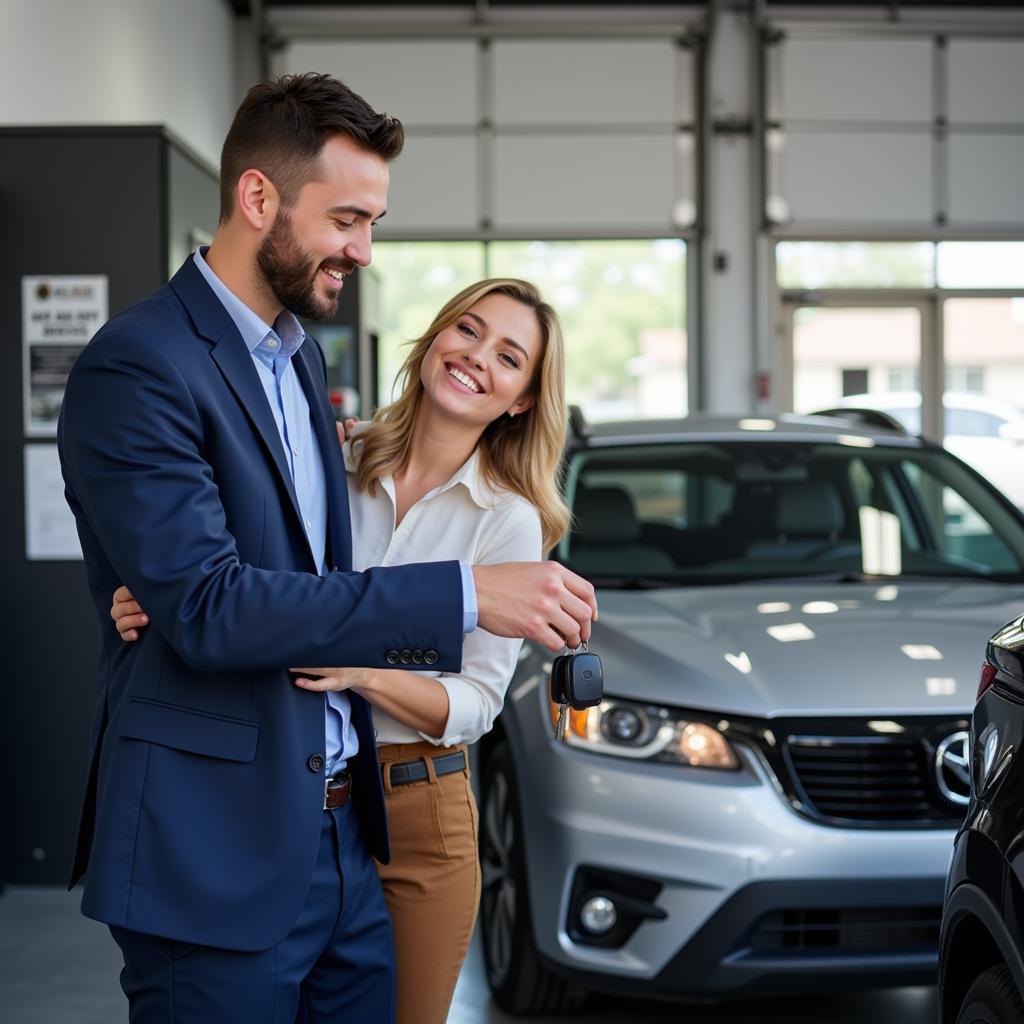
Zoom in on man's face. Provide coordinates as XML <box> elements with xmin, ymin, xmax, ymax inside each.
<box><xmin>256</xmin><ymin>134</ymin><xmax>389</xmax><ymax>321</ymax></box>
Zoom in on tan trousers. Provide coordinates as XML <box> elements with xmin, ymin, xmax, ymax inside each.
<box><xmin>375</xmin><ymin>741</ymin><xmax>481</xmax><ymax>1024</ymax></box>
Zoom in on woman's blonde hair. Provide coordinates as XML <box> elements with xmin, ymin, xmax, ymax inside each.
<box><xmin>354</xmin><ymin>278</ymin><xmax>570</xmax><ymax>552</ymax></box>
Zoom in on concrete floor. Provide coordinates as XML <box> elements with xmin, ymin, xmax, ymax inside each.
<box><xmin>0</xmin><ymin>885</ymin><xmax>939</xmax><ymax>1023</ymax></box>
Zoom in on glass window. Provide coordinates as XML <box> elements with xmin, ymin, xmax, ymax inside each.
<box><xmin>369</xmin><ymin>242</ymin><xmax>487</xmax><ymax>404</ymax></box>
<box><xmin>945</xmin><ymin>408</ymin><xmax>1005</xmax><ymax>438</ymax></box>
<box><xmin>561</xmin><ymin>441</ymin><xmax>1024</xmax><ymax>584</ymax></box>
<box><xmin>583</xmin><ymin>469</ymin><xmax>687</xmax><ymax>526</ymax></box>
<box><xmin>946</xmin><ymin>366</ymin><xmax>985</xmax><ymax>394</ymax></box>
<box><xmin>489</xmin><ymin>239</ymin><xmax>687</xmax><ymax>421</ymax></box>
<box><xmin>901</xmin><ymin>459</ymin><xmax>1018</xmax><ymax>573</ymax></box>
<box><xmin>888</xmin><ymin>367</ymin><xmax>920</xmax><ymax>393</ymax></box>
<box><xmin>842</xmin><ymin>368</ymin><xmax>869</xmax><ymax>396</ymax></box>
<box><xmin>937</xmin><ymin>242</ymin><xmax>1024</xmax><ymax>289</ymax></box>
<box><xmin>371</xmin><ymin>239</ymin><xmax>686</xmax><ymax>422</ymax></box>
<box><xmin>791</xmin><ymin>306</ymin><xmax>922</xmax><ymax>414</ymax></box>
<box><xmin>777</xmin><ymin>241</ymin><xmax>935</xmax><ymax>289</ymax></box>
<box><xmin>943</xmin><ymin>297</ymin><xmax>1024</xmax><ymax>508</ymax></box>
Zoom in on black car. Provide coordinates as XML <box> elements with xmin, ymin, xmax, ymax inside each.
<box><xmin>940</xmin><ymin>617</ymin><xmax>1024</xmax><ymax>1022</ymax></box>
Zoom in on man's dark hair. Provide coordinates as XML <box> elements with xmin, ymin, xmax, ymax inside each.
<box><xmin>218</xmin><ymin>73</ymin><xmax>404</xmax><ymax>223</ymax></box>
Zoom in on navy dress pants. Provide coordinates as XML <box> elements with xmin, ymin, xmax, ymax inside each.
<box><xmin>110</xmin><ymin>802</ymin><xmax>395</xmax><ymax>1023</ymax></box>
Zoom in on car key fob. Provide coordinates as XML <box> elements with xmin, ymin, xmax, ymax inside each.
<box><xmin>549</xmin><ymin>652</ymin><xmax>571</xmax><ymax>706</ymax></box>
<box><xmin>549</xmin><ymin>645</ymin><xmax>604</xmax><ymax>741</ymax></box>
<box><xmin>566</xmin><ymin>649</ymin><xmax>603</xmax><ymax>710</ymax></box>
<box><xmin>549</xmin><ymin>652</ymin><xmax>573</xmax><ymax>741</ymax></box>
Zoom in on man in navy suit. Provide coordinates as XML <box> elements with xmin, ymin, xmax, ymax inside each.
<box><xmin>58</xmin><ymin>74</ymin><xmax>595</xmax><ymax>1023</ymax></box>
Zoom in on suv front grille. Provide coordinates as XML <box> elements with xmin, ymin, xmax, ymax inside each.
<box><xmin>722</xmin><ymin>714</ymin><xmax>970</xmax><ymax>828</ymax></box>
<box><xmin>785</xmin><ymin>737</ymin><xmax>934</xmax><ymax>822</ymax></box>
<box><xmin>747</xmin><ymin>906</ymin><xmax>941</xmax><ymax>955</ymax></box>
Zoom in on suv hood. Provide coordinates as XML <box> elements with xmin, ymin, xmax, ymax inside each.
<box><xmin>590</xmin><ymin>580</ymin><xmax>1024</xmax><ymax>717</ymax></box>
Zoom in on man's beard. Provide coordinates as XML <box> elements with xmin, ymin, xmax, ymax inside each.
<box><xmin>256</xmin><ymin>209</ymin><xmax>352</xmax><ymax>321</ymax></box>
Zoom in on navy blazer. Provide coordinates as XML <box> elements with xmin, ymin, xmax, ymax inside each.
<box><xmin>58</xmin><ymin>258</ymin><xmax>463</xmax><ymax>951</ymax></box>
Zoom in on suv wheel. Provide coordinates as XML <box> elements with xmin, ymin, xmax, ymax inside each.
<box><xmin>479</xmin><ymin>742</ymin><xmax>586</xmax><ymax>1014</ymax></box>
<box><xmin>957</xmin><ymin>964</ymin><xmax>1024</xmax><ymax>1024</ymax></box>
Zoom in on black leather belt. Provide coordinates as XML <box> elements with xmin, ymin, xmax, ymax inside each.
<box><xmin>387</xmin><ymin>750</ymin><xmax>466</xmax><ymax>787</ymax></box>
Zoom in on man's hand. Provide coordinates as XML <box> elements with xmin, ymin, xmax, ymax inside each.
<box><xmin>473</xmin><ymin>562</ymin><xmax>597</xmax><ymax>652</ymax></box>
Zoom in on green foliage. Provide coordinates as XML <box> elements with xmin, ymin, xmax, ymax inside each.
<box><xmin>372</xmin><ymin>239</ymin><xmax>687</xmax><ymax>418</ymax></box>
<box><xmin>776</xmin><ymin>241</ymin><xmax>935</xmax><ymax>289</ymax></box>
<box><xmin>370</xmin><ymin>243</ymin><xmax>486</xmax><ymax>403</ymax></box>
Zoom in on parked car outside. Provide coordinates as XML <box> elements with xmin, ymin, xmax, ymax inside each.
<box><xmin>838</xmin><ymin>391</ymin><xmax>1024</xmax><ymax>509</ymax></box>
<box><xmin>939</xmin><ymin>617</ymin><xmax>1024</xmax><ymax>1023</ymax></box>
<box><xmin>477</xmin><ymin>412</ymin><xmax>1024</xmax><ymax>1013</ymax></box>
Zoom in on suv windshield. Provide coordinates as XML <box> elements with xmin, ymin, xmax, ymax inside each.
<box><xmin>559</xmin><ymin>441</ymin><xmax>1024</xmax><ymax>586</ymax></box>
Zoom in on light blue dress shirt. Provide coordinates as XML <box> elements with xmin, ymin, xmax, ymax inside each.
<box><xmin>194</xmin><ymin>248</ymin><xmax>356</xmax><ymax>771</ymax></box>
<box><xmin>193</xmin><ymin>248</ymin><xmax>477</xmax><ymax>772</ymax></box>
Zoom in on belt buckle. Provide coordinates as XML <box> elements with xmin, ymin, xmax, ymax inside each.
<box><xmin>323</xmin><ymin>773</ymin><xmax>341</xmax><ymax>811</ymax></box>
<box><xmin>323</xmin><ymin>771</ymin><xmax>349</xmax><ymax>810</ymax></box>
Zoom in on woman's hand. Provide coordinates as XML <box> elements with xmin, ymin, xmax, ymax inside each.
<box><xmin>292</xmin><ymin>666</ymin><xmax>371</xmax><ymax>692</ymax></box>
<box><xmin>294</xmin><ymin>666</ymin><xmax>450</xmax><ymax>736</ymax></box>
<box><xmin>111</xmin><ymin>585</ymin><xmax>147</xmax><ymax>641</ymax></box>
<box><xmin>335</xmin><ymin>418</ymin><xmax>359</xmax><ymax>449</ymax></box>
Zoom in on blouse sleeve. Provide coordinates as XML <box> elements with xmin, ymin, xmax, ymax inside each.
<box><xmin>419</xmin><ymin>498</ymin><xmax>544</xmax><ymax>747</ymax></box>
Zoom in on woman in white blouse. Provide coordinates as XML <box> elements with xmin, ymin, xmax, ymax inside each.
<box><xmin>112</xmin><ymin>277</ymin><xmax>570</xmax><ymax>1024</ymax></box>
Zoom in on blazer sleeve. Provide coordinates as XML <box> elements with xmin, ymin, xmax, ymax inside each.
<box><xmin>58</xmin><ymin>332</ymin><xmax>463</xmax><ymax>674</ymax></box>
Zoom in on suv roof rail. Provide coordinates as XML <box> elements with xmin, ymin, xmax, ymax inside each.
<box><xmin>568</xmin><ymin>404</ymin><xmax>592</xmax><ymax>439</ymax></box>
<box><xmin>807</xmin><ymin>407</ymin><xmax>909</xmax><ymax>434</ymax></box>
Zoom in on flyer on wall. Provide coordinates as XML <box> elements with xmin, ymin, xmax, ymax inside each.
<box><xmin>22</xmin><ymin>274</ymin><xmax>108</xmax><ymax>437</ymax></box>
<box><xmin>24</xmin><ymin>444</ymin><xmax>83</xmax><ymax>560</ymax></box>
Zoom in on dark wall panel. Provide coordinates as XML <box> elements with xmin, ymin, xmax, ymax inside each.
<box><xmin>0</xmin><ymin>128</ymin><xmax>216</xmax><ymax>885</ymax></box>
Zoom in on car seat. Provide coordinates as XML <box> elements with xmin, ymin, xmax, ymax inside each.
<box><xmin>569</xmin><ymin>485</ymin><xmax>677</xmax><ymax>576</ymax></box>
<box><xmin>746</xmin><ymin>479</ymin><xmax>846</xmax><ymax>560</ymax></box>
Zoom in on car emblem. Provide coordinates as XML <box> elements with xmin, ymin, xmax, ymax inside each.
<box><xmin>934</xmin><ymin>731</ymin><xmax>971</xmax><ymax>806</ymax></box>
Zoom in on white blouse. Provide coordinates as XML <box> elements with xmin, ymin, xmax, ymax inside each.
<box><xmin>343</xmin><ymin>440</ymin><xmax>543</xmax><ymax>747</ymax></box>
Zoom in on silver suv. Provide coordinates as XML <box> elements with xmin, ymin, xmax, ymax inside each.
<box><xmin>477</xmin><ymin>413</ymin><xmax>1024</xmax><ymax>1013</ymax></box>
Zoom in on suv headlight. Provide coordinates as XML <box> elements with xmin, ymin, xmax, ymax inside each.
<box><xmin>549</xmin><ymin>697</ymin><xmax>740</xmax><ymax>770</ymax></box>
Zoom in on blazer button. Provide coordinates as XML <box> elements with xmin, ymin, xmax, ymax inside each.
<box><xmin>424</xmin><ymin>649</ymin><xmax>439</xmax><ymax>665</ymax></box>
<box><xmin>386</xmin><ymin>650</ymin><xmax>400</xmax><ymax>665</ymax></box>
<box><xmin>400</xmin><ymin>649</ymin><xmax>412</xmax><ymax>664</ymax></box>
<box><xmin>307</xmin><ymin>754</ymin><xmax>325</xmax><ymax>773</ymax></box>
<box><xmin>412</xmin><ymin>650</ymin><xmax>424</xmax><ymax>664</ymax></box>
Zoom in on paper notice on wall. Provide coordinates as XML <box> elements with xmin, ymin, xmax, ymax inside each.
<box><xmin>22</xmin><ymin>275</ymin><xmax>108</xmax><ymax>437</ymax></box>
<box><xmin>25</xmin><ymin>444</ymin><xmax>82</xmax><ymax>560</ymax></box>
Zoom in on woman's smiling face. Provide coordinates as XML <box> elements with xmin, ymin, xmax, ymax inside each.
<box><xmin>419</xmin><ymin>291</ymin><xmax>543</xmax><ymax>428</ymax></box>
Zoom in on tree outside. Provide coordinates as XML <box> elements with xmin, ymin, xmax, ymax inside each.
<box><xmin>369</xmin><ymin>242</ymin><xmax>487</xmax><ymax>405</ymax></box>
<box><xmin>776</xmin><ymin>241</ymin><xmax>935</xmax><ymax>289</ymax></box>
<box><xmin>372</xmin><ymin>239</ymin><xmax>688</xmax><ymax>421</ymax></box>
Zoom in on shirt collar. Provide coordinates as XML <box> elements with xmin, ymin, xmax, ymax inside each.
<box><xmin>441</xmin><ymin>448</ymin><xmax>498</xmax><ymax>509</ymax></box>
<box><xmin>343</xmin><ymin>439</ymin><xmax>500</xmax><ymax>510</ymax></box>
<box><xmin>192</xmin><ymin>246</ymin><xmax>305</xmax><ymax>358</ymax></box>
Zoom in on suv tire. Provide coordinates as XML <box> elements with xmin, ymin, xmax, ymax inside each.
<box><xmin>957</xmin><ymin>964</ymin><xmax>1024</xmax><ymax>1024</ymax></box>
<box><xmin>479</xmin><ymin>742</ymin><xmax>586</xmax><ymax>1015</ymax></box>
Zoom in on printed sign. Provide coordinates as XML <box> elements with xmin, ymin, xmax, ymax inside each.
<box><xmin>25</xmin><ymin>444</ymin><xmax>82</xmax><ymax>560</ymax></box>
<box><xmin>22</xmin><ymin>275</ymin><xmax>108</xmax><ymax>436</ymax></box>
